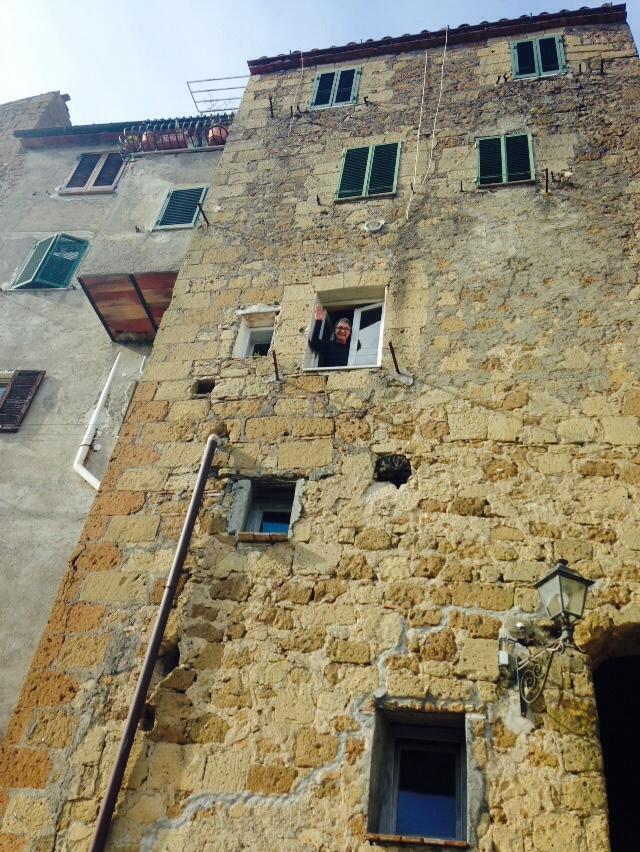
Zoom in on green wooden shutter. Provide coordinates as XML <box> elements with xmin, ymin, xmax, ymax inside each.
<box><xmin>155</xmin><ymin>187</ymin><xmax>206</xmax><ymax>228</ymax></box>
<box><xmin>334</xmin><ymin>68</ymin><xmax>359</xmax><ymax>104</ymax></box>
<box><xmin>537</xmin><ymin>37</ymin><xmax>560</xmax><ymax>74</ymax></box>
<box><xmin>477</xmin><ymin>138</ymin><xmax>503</xmax><ymax>185</ymax></box>
<box><xmin>505</xmin><ymin>135</ymin><xmax>533</xmax><ymax>182</ymax></box>
<box><xmin>367</xmin><ymin>143</ymin><xmax>400</xmax><ymax>196</ymax></box>
<box><xmin>13</xmin><ymin>236</ymin><xmax>55</xmax><ymax>288</ymax></box>
<box><xmin>554</xmin><ymin>36</ymin><xmax>567</xmax><ymax>73</ymax></box>
<box><xmin>66</xmin><ymin>153</ymin><xmax>101</xmax><ymax>189</ymax></box>
<box><xmin>35</xmin><ymin>234</ymin><xmax>89</xmax><ymax>288</ymax></box>
<box><xmin>93</xmin><ymin>153</ymin><xmax>124</xmax><ymax>187</ymax></box>
<box><xmin>337</xmin><ymin>147</ymin><xmax>369</xmax><ymax>199</ymax></box>
<box><xmin>311</xmin><ymin>72</ymin><xmax>336</xmax><ymax>108</ymax></box>
<box><xmin>0</xmin><ymin>370</ymin><xmax>45</xmax><ymax>432</ymax></box>
<box><xmin>513</xmin><ymin>40</ymin><xmax>536</xmax><ymax>78</ymax></box>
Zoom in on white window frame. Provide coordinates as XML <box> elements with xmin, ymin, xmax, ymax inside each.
<box><xmin>233</xmin><ymin>305</ymin><xmax>279</xmax><ymax>358</ymax></box>
<box><xmin>303</xmin><ymin>294</ymin><xmax>386</xmax><ymax>372</ymax></box>
<box><xmin>59</xmin><ymin>151</ymin><xmax>125</xmax><ymax>195</ymax></box>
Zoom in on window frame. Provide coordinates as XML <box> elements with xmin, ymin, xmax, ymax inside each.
<box><xmin>511</xmin><ymin>35</ymin><xmax>567</xmax><ymax>80</ymax></box>
<box><xmin>0</xmin><ymin>370</ymin><xmax>46</xmax><ymax>432</ymax></box>
<box><xmin>153</xmin><ymin>186</ymin><xmax>208</xmax><ymax>230</ymax></box>
<box><xmin>228</xmin><ymin>478</ymin><xmax>304</xmax><ymax>543</ymax></box>
<box><xmin>475</xmin><ymin>133</ymin><xmax>535</xmax><ymax>188</ymax></box>
<box><xmin>59</xmin><ymin>151</ymin><xmax>125</xmax><ymax>195</ymax></box>
<box><xmin>11</xmin><ymin>234</ymin><xmax>89</xmax><ymax>290</ymax></box>
<box><xmin>335</xmin><ymin>142</ymin><xmax>401</xmax><ymax>202</ymax></box>
<box><xmin>367</xmin><ymin>712</ymin><xmax>467</xmax><ymax>845</ymax></box>
<box><xmin>303</xmin><ymin>294</ymin><xmax>386</xmax><ymax>372</ymax></box>
<box><xmin>233</xmin><ymin>305</ymin><xmax>279</xmax><ymax>358</ymax></box>
<box><xmin>309</xmin><ymin>66</ymin><xmax>362</xmax><ymax>110</ymax></box>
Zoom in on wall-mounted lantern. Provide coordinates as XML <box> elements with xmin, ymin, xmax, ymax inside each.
<box><xmin>499</xmin><ymin>559</ymin><xmax>593</xmax><ymax>717</ymax></box>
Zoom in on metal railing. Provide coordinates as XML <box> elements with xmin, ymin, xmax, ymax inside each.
<box><xmin>118</xmin><ymin>115</ymin><xmax>233</xmax><ymax>156</ymax></box>
<box><xmin>187</xmin><ymin>75</ymin><xmax>249</xmax><ymax>115</ymax></box>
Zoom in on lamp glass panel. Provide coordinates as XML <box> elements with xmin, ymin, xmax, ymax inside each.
<box><xmin>559</xmin><ymin>573</ymin><xmax>588</xmax><ymax>620</ymax></box>
<box><xmin>538</xmin><ymin>573</ymin><xmax>563</xmax><ymax>619</ymax></box>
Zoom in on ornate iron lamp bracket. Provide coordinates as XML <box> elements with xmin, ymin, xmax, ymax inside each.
<box><xmin>515</xmin><ymin>638</ymin><xmax>565</xmax><ymax>717</ymax></box>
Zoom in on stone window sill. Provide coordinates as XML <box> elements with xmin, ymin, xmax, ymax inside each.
<box><xmin>303</xmin><ymin>365</ymin><xmax>380</xmax><ymax>372</ymax></box>
<box><xmin>365</xmin><ymin>833</ymin><xmax>469</xmax><ymax>849</ymax></box>
<box><xmin>476</xmin><ymin>179</ymin><xmax>536</xmax><ymax>189</ymax></box>
<box><xmin>236</xmin><ymin>531</ymin><xmax>290</xmax><ymax>543</ymax></box>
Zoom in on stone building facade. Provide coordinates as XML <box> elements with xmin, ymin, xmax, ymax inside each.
<box><xmin>1</xmin><ymin>4</ymin><xmax>639</xmax><ymax>850</ymax></box>
<box><xmin>0</xmin><ymin>100</ymin><xmax>224</xmax><ymax>737</ymax></box>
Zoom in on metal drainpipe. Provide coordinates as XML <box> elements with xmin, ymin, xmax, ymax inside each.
<box><xmin>89</xmin><ymin>433</ymin><xmax>222</xmax><ymax>852</ymax></box>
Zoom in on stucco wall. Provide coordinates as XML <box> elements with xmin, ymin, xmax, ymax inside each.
<box><xmin>1</xmin><ymin>15</ymin><xmax>639</xmax><ymax>852</ymax></box>
<box><xmin>0</xmin><ymin>129</ymin><xmax>221</xmax><ymax>738</ymax></box>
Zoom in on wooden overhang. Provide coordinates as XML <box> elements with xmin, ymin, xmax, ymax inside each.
<box><xmin>247</xmin><ymin>3</ymin><xmax>627</xmax><ymax>74</ymax></box>
<box><xmin>78</xmin><ymin>272</ymin><xmax>177</xmax><ymax>342</ymax></box>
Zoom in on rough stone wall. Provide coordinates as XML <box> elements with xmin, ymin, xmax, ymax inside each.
<box><xmin>1</xmin><ymin>18</ymin><xmax>639</xmax><ymax>852</ymax></box>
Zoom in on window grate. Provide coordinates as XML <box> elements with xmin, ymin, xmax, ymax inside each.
<box><xmin>155</xmin><ymin>187</ymin><xmax>207</xmax><ymax>228</ymax></box>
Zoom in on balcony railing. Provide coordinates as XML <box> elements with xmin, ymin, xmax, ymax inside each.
<box><xmin>118</xmin><ymin>115</ymin><xmax>233</xmax><ymax>156</ymax></box>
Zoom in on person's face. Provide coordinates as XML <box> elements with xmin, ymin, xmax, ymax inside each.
<box><xmin>335</xmin><ymin>321</ymin><xmax>351</xmax><ymax>345</ymax></box>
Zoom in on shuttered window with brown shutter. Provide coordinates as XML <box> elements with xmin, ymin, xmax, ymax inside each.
<box><xmin>60</xmin><ymin>152</ymin><xmax>125</xmax><ymax>194</ymax></box>
<box><xmin>0</xmin><ymin>371</ymin><xmax>45</xmax><ymax>432</ymax></box>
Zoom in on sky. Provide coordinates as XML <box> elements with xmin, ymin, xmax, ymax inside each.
<box><xmin>1</xmin><ymin>0</ymin><xmax>638</xmax><ymax>125</ymax></box>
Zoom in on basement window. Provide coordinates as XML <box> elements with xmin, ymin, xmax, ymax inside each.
<box><xmin>367</xmin><ymin>711</ymin><xmax>467</xmax><ymax>846</ymax></box>
<box><xmin>511</xmin><ymin>36</ymin><xmax>566</xmax><ymax>79</ymax></box>
<box><xmin>12</xmin><ymin>234</ymin><xmax>89</xmax><ymax>290</ymax></box>
<box><xmin>154</xmin><ymin>187</ymin><xmax>207</xmax><ymax>229</ymax></box>
<box><xmin>310</xmin><ymin>67</ymin><xmax>361</xmax><ymax>109</ymax></box>
<box><xmin>304</xmin><ymin>295</ymin><xmax>384</xmax><ymax>371</ymax></box>
<box><xmin>228</xmin><ymin>479</ymin><xmax>303</xmax><ymax>542</ymax></box>
<box><xmin>476</xmin><ymin>134</ymin><xmax>535</xmax><ymax>187</ymax></box>
<box><xmin>60</xmin><ymin>152</ymin><xmax>125</xmax><ymax>194</ymax></box>
<box><xmin>336</xmin><ymin>142</ymin><xmax>401</xmax><ymax>201</ymax></box>
<box><xmin>233</xmin><ymin>305</ymin><xmax>279</xmax><ymax>358</ymax></box>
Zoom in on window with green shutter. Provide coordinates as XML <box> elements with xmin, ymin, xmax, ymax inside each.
<box><xmin>511</xmin><ymin>36</ymin><xmax>566</xmax><ymax>79</ymax></box>
<box><xmin>12</xmin><ymin>234</ymin><xmax>89</xmax><ymax>290</ymax></box>
<box><xmin>61</xmin><ymin>152</ymin><xmax>125</xmax><ymax>193</ymax></box>
<box><xmin>310</xmin><ymin>67</ymin><xmax>361</xmax><ymax>109</ymax></box>
<box><xmin>336</xmin><ymin>143</ymin><xmax>401</xmax><ymax>201</ymax></box>
<box><xmin>154</xmin><ymin>187</ymin><xmax>207</xmax><ymax>229</ymax></box>
<box><xmin>476</xmin><ymin>134</ymin><xmax>535</xmax><ymax>187</ymax></box>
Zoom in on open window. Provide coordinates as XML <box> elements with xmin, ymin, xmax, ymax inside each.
<box><xmin>511</xmin><ymin>36</ymin><xmax>566</xmax><ymax>79</ymax></box>
<box><xmin>310</xmin><ymin>67</ymin><xmax>361</xmax><ymax>109</ymax></box>
<box><xmin>233</xmin><ymin>305</ymin><xmax>279</xmax><ymax>358</ymax></box>
<box><xmin>60</xmin><ymin>152</ymin><xmax>125</xmax><ymax>194</ymax></box>
<box><xmin>228</xmin><ymin>479</ymin><xmax>303</xmax><ymax>543</ymax></box>
<box><xmin>367</xmin><ymin>710</ymin><xmax>467</xmax><ymax>845</ymax></box>
<box><xmin>305</xmin><ymin>294</ymin><xmax>385</xmax><ymax>371</ymax></box>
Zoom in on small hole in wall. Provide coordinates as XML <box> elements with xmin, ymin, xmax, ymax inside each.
<box><xmin>375</xmin><ymin>454</ymin><xmax>412</xmax><ymax>487</ymax></box>
<box><xmin>141</xmin><ymin>703</ymin><xmax>156</xmax><ymax>732</ymax></box>
<box><xmin>159</xmin><ymin>645</ymin><xmax>180</xmax><ymax>676</ymax></box>
<box><xmin>192</xmin><ymin>378</ymin><xmax>215</xmax><ymax>397</ymax></box>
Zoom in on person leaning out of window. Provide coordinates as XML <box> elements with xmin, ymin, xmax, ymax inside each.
<box><xmin>309</xmin><ymin>305</ymin><xmax>360</xmax><ymax>367</ymax></box>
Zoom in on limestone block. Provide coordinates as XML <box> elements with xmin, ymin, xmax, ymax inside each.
<box><xmin>294</xmin><ymin>729</ymin><xmax>339</xmax><ymax>768</ymax></box>
<box><xmin>246</xmin><ymin>764</ymin><xmax>297</xmax><ymax>795</ymax></box>
<box><xmin>2</xmin><ymin>794</ymin><xmax>54</xmax><ymax>836</ymax></box>
<box><xmin>328</xmin><ymin>639</ymin><xmax>371</xmax><ymax>665</ymax></box>
<box><xmin>488</xmin><ymin>413</ymin><xmax>522</xmax><ymax>442</ymax></box>
<box><xmin>146</xmin><ymin>743</ymin><xmax>206</xmax><ymax>790</ymax></box>
<box><xmin>277</xmin><ymin>440</ymin><xmax>333</xmax><ymax>469</ymax></box>
<box><xmin>456</xmin><ymin>639</ymin><xmax>498</xmax><ymax>680</ymax></box>
<box><xmin>532</xmin><ymin>813</ymin><xmax>582</xmax><ymax>852</ymax></box>
<box><xmin>58</xmin><ymin>634</ymin><xmax>109</xmax><ymax>669</ymax></box>
<box><xmin>621</xmin><ymin>528</ymin><xmax>640</xmax><ymax>550</ymax></box>
<box><xmin>557</xmin><ymin>418</ymin><xmax>597</xmax><ymax>443</ymax></box>
<box><xmin>354</xmin><ymin>528</ymin><xmax>391</xmax><ymax>550</ymax></box>
<box><xmin>601</xmin><ymin>415</ymin><xmax>640</xmax><ymax>445</ymax></box>
<box><xmin>448</xmin><ymin>411</ymin><xmax>488</xmax><ymax>440</ymax></box>
<box><xmin>103</xmin><ymin>515</ymin><xmax>159</xmax><ymax>543</ymax></box>
<box><xmin>537</xmin><ymin>453</ymin><xmax>572</xmax><ymax>474</ymax></box>
<box><xmin>79</xmin><ymin>572</ymin><xmax>148</xmax><ymax>603</ymax></box>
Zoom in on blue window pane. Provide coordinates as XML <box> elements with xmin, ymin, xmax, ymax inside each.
<box><xmin>0</xmin><ymin>383</ymin><xmax>8</xmax><ymax>404</ymax></box>
<box><xmin>396</xmin><ymin>748</ymin><xmax>457</xmax><ymax>839</ymax></box>
<box><xmin>260</xmin><ymin>511</ymin><xmax>290</xmax><ymax>534</ymax></box>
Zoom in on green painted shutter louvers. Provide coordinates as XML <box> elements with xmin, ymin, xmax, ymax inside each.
<box><xmin>477</xmin><ymin>138</ymin><xmax>503</xmax><ymax>185</ymax></box>
<box><xmin>12</xmin><ymin>234</ymin><xmax>88</xmax><ymax>290</ymax></box>
<box><xmin>476</xmin><ymin>135</ymin><xmax>534</xmax><ymax>186</ymax></box>
<box><xmin>337</xmin><ymin>147</ymin><xmax>369</xmax><ymax>199</ymax></box>
<box><xmin>155</xmin><ymin>187</ymin><xmax>207</xmax><ymax>228</ymax></box>
<box><xmin>367</xmin><ymin>143</ymin><xmax>400</xmax><ymax>195</ymax></box>
<box><xmin>310</xmin><ymin>67</ymin><xmax>361</xmax><ymax>109</ymax></box>
<box><xmin>505</xmin><ymin>135</ymin><xmax>533</xmax><ymax>182</ymax></box>
<box><xmin>512</xmin><ymin>36</ymin><xmax>566</xmax><ymax>79</ymax></box>
<box><xmin>337</xmin><ymin>143</ymin><xmax>400</xmax><ymax>200</ymax></box>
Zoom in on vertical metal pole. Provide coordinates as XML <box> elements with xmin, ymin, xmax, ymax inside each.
<box><xmin>89</xmin><ymin>434</ymin><xmax>221</xmax><ymax>852</ymax></box>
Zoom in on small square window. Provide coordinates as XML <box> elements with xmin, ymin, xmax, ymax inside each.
<box><xmin>229</xmin><ymin>479</ymin><xmax>302</xmax><ymax>542</ymax></box>
<box><xmin>367</xmin><ymin>711</ymin><xmax>467</xmax><ymax>844</ymax></box>
<box><xmin>233</xmin><ymin>305</ymin><xmax>279</xmax><ymax>358</ymax></box>
<box><xmin>305</xmin><ymin>297</ymin><xmax>384</xmax><ymax>370</ymax></box>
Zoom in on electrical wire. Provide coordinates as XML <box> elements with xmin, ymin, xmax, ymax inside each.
<box><xmin>405</xmin><ymin>26</ymin><xmax>449</xmax><ymax>221</ymax></box>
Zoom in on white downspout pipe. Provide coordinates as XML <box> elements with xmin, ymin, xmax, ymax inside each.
<box><xmin>73</xmin><ymin>353</ymin><xmax>121</xmax><ymax>491</ymax></box>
